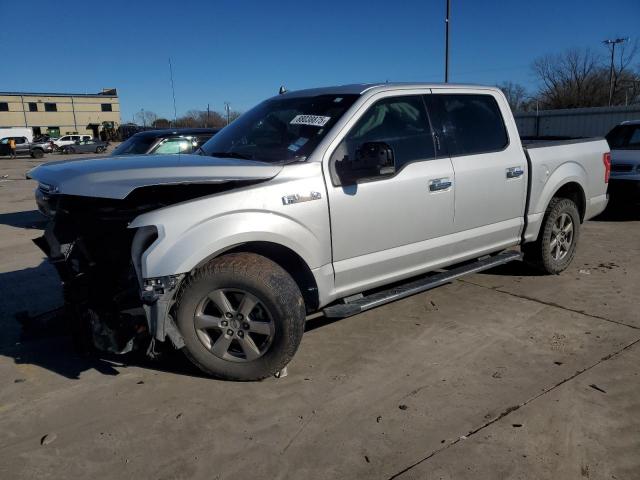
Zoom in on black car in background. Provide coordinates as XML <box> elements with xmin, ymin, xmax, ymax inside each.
<box><xmin>111</xmin><ymin>128</ymin><xmax>219</xmax><ymax>156</ymax></box>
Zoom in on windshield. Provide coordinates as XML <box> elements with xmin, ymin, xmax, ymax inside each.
<box><xmin>199</xmin><ymin>94</ymin><xmax>359</xmax><ymax>163</ymax></box>
<box><xmin>112</xmin><ymin>135</ymin><xmax>157</xmax><ymax>155</ymax></box>
<box><xmin>606</xmin><ymin>125</ymin><xmax>640</xmax><ymax>150</ymax></box>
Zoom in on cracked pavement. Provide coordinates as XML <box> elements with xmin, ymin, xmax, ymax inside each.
<box><xmin>1</xmin><ymin>153</ymin><xmax>639</xmax><ymax>479</ymax></box>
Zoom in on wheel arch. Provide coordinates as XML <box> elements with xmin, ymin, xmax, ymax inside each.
<box><xmin>551</xmin><ymin>181</ymin><xmax>586</xmax><ymax>222</ymax></box>
<box><xmin>223</xmin><ymin>241</ymin><xmax>320</xmax><ymax>313</ymax></box>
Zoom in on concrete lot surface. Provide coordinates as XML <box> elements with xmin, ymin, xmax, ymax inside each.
<box><xmin>0</xmin><ymin>151</ymin><xmax>639</xmax><ymax>479</ymax></box>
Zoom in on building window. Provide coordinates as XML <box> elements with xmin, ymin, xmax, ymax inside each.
<box><xmin>44</xmin><ymin>103</ymin><xmax>57</xmax><ymax>112</ymax></box>
<box><xmin>0</xmin><ymin>102</ymin><xmax>8</xmax><ymax>112</ymax></box>
<box><xmin>101</xmin><ymin>103</ymin><xmax>113</xmax><ymax>112</ymax></box>
<box><xmin>28</xmin><ymin>102</ymin><xmax>38</xmax><ymax>112</ymax></box>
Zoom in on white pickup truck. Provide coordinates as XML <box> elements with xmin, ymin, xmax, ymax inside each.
<box><xmin>29</xmin><ymin>83</ymin><xmax>610</xmax><ymax>380</ymax></box>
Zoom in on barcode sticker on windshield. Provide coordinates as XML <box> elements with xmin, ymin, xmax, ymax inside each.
<box><xmin>290</xmin><ymin>115</ymin><xmax>331</xmax><ymax>127</ymax></box>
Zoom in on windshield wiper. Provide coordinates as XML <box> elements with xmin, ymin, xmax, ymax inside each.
<box><xmin>207</xmin><ymin>151</ymin><xmax>253</xmax><ymax>160</ymax></box>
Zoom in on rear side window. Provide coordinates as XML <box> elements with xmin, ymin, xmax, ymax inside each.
<box><xmin>606</xmin><ymin>125</ymin><xmax>640</xmax><ymax>150</ymax></box>
<box><xmin>111</xmin><ymin>135</ymin><xmax>157</xmax><ymax>155</ymax></box>
<box><xmin>428</xmin><ymin>94</ymin><xmax>508</xmax><ymax>156</ymax></box>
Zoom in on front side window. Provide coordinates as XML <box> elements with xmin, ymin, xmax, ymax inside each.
<box><xmin>44</xmin><ymin>103</ymin><xmax>57</xmax><ymax>112</ymax></box>
<box><xmin>15</xmin><ymin>137</ymin><xmax>26</xmax><ymax>144</ymax></box>
<box><xmin>151</xmin><ymin>137</ymin><xmax>193</xmax><ymax>154</ymax></box>
<box><xmin>59</xmin><ymin>136</ymin><xmax>70</xmax><ymax>141</ymax></box>
<box><xmin>429</xmin><ymin>94</ymin><xmax>508</xmax><ymax>156</ymax></box>
<box><xmin>331</xmin><ymin>95</ymin><xmax>435</xmax><ymax>183</ymax></box>
<box><xmin>200</xmin><ymin>94</ymin><xmax>359</xmax><ymax>163</ymax></box>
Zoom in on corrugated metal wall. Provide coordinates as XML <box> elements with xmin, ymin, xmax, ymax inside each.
<box><xmin>514</xmin><ymin>105</ymin><xmax>640</xmax><ymax>138</ymax></box>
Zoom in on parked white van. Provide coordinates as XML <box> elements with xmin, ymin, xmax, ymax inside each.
<box><xmin>0</xmin><ymin>128</ymin><xmax>33</xmax><ymax>143</ymax></box>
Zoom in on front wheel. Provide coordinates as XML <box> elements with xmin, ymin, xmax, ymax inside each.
<box><xmin>175</xmin><ymin>253</ymin><xmax>306</xmax><ymax>380</ymax></box>
<box><xmin>31</xmin><ymin>149</ymin><xmax>44</xmax><ymax>159</ymax></box>
<box><xmin>523</xmin><ymin>197</ymin><xmax>580</xmax><ymax>274</ymax></box>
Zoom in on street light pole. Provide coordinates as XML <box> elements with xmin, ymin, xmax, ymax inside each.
<box><xmin>603</xmin><ymin>37</ymin><xmax>627</xmax><ymax>106</ymax></box>
<box><xmin>445</xmin><ymin>0</ymin><xmax>451</xmax><ymax>83</ymax></box>
<box><xmin>224</xmin><ymin>102</ymin><xmax>231</xmax><ymax>125</ymax></box>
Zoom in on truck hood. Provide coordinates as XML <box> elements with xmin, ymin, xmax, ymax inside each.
<box><xmin>27</xmin><ymin>154</ymin><xmax>283</xmax><ymax>199</ymax></box>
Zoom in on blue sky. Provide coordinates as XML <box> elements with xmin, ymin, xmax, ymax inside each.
<box><xmin>1</xmin><ymin>0</ymin><xmax>638</xmax><ymax>121</ymax></box>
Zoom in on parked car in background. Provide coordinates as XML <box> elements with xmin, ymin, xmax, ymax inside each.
<box><xmin>111</xmin><ymin>128</ymin><xmax>219</xmax><ymax>156</ymax></box>
<box><xmin>53</xmin><ymin>134</ymin><xmax>92</xmax><ymax>151</ymax></box>
<box><xmin>0</xmin><ymin>136</ymin><xmax>51</xmax><ymax>158</ymax></box>
<box><xmin>28</xmin><ymin>83</ymin><xmax>610</xmax><ymax>381</ymax></box>
<box><xmin>605</xmin><ymin>120</ymin><xmax>640</xmax><ymax>200</ymax></box>
<box><xmin>62</xmin><ymin>139</ymin><xmax>109</xmax><ymax>154</ymax></box>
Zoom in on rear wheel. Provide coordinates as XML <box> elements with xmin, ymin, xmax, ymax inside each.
<box><xmin>175</xmin><ymin>253</ymin><xmax>306</xmax><ymax>380</ymax></box>
<box><xmin>523</xmin><ymin>197</ymin><xmax>580</xmax><ymax>274</ymax></box>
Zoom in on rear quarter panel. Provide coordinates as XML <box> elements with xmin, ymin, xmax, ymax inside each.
<box><xmin>524</xmin><ymin>139</ymin><xmax>609</xmax><ymax>241</ymax></box>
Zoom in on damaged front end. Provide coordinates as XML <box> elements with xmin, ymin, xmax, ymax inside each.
<box><xmin>33</xmin><ymin>183</ymin><xmax>232</xmax><ymax>356</ymax></box>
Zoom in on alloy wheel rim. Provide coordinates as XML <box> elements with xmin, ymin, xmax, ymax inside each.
<box><xmin>194</xmin><ymin>288</ymin><xmax>275</xmax><ymax>362</ymax></box>
<box><xmin>550</xmin><ymin>213</ymin><xmax>574</xmax><ymax>261</ymax></box>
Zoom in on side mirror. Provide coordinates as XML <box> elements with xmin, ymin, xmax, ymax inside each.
<box><xmin>354</xmin><ymin>142</ymin><xmax>396</xmax><ymax>175</ymax></box>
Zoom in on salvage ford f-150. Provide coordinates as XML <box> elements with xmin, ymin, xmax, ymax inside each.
<box><xmin>28</xmin><ymin>83</ymin><xmax>610</xmax><ymax>380</ymax></box>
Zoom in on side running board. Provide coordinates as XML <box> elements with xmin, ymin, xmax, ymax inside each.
<box><xmin>323</xmin><ymin>251</ymin><xmax>522</xmax><ymax>319</ymax></box>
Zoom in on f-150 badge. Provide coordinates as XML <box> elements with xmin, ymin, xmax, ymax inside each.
<box><xmin>282</xmin><ymin>191</ymin><xmax>322</xmax><ymax>205</ymax></box>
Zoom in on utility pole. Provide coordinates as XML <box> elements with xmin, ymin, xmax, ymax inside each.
<box><xmin>444</xmin><ymin>0</ymin><xmax>451</xmax><ymax>83</ymax></box>
<box><xmin>224</xmin><ymin>102</ymin><xmax>231</xmax><ymax>125</ymax></box>
<box><xmin>140</xmin><ymin>108</ymin><xmax>146</xmax><ymax>128</ymax></box>
<box><xmin>603</xmin><ymin>37</ymin><xmax>627</xmax><ymax>106</ymax></box>
<box><xmin>206</xmin><ymin>103</ymin><xmax>210</xmax><ymax>128</ymax></box>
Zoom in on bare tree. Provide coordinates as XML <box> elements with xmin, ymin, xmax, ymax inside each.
<box><xmin>496</xmin><ymin>81</ymin><xmax>529</xmax><ymax>111</ymax></box>
<box><xmin>135</xmin><ymin>110</ymin><xmax>159</xmax><ymax>127</ymax></box>
<box><xmin>152</xmin><ymin>118</ymin><xmax>171</xmax><ymax>128</ymax></box>
<box><xmin>173</xmin><ymin>109</ymin><xmax>240</xmax><ymax>128</ymax></box>
<box><xmin>531</xmin><ymin>44</ymin><xmax>640</xmax><ymax>108</ymax></box>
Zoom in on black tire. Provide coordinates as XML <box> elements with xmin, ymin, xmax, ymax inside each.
<box><xmin>523</xmin><ymin>197</ymin><xmax>580</xmax><ymax>274</ymax></box>
<box><xmin>175</xmin><ymin>252</ymin><xmax>306</xmax><ymax>380</ymax></box>
<box><xmin>95</xmin><ymin>147</ymin><xmax>103</xmax><ymax>153</ymax></box>
<box><xmin>31</xmin><ymin>149</ymin><xmax>44</xmax><ymax>159</ymax></box>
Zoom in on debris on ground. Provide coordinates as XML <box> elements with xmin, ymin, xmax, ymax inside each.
<box><xmin>40</xmin><ymin>433</ymin><xmax>57</xmax><ymax>446</ymax></box>
<box><xmin>398</xmin><ymin>404</ymin><xmax>408</xmax><ymax>410</ymax></box>
<box><xmin>589</xmin><ymin>384</ymin><xmax>607</xmax><ymax>394</ymax></box>
<box><xmin>578</xmin><ymin>269</ymin><xmax>591</xmax><ymax>275</ymax></box>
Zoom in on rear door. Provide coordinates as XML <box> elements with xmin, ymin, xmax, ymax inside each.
<box><xmin>325</xmin><ymin>92</ymin><xmax>455</xmax><ymax>296</ymax></box>
<box><xmin>425</xmin><ymin>90</ymin><xmax>527</xmax><ymax>257</ymax></box>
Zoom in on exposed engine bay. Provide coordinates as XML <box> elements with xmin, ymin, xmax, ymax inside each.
<box><xmin>33</xmin><ymin>182</ymin><xmax>253</xmax><ymax>356</ymax></box>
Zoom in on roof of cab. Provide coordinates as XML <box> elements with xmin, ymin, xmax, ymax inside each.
<box><xmin>279</xmin><ymin>82</ymin><xmax>499</xmax><ymax>98</ymax></box>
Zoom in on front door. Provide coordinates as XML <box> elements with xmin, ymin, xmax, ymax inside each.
<box><xmin>325</xmin><ymin>93</ymin><xmax>455</xmax><ymax>297</ymax></box>
<box><xmin>426</xmin><ymin>91</ymin><xmax>527</xmax><ymax>258</ymax></box>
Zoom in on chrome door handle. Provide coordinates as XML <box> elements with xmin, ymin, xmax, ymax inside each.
<box><xmin>506</xmin><ymin>167</ymin><xmax>524</xmax><ymax>179</ymax></box>
<box><xmin>429</xmin><ymin>178</ymin><xmax>452</xmax><ymax>192</ymax></box>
